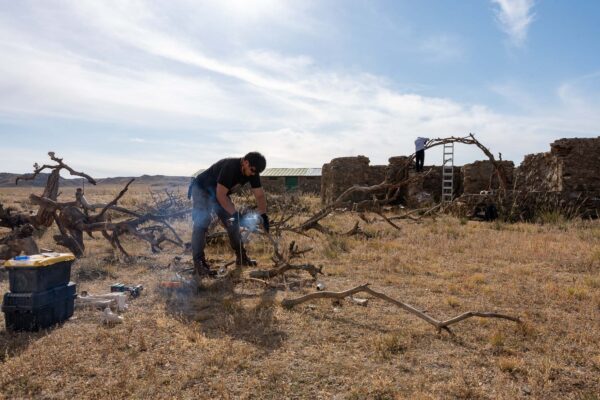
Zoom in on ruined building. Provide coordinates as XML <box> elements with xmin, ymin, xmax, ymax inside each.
<box><xmin>319</xmin><ymin>136</ymin><xmax>600</xmax><ymax>211</ymax></box>
<box><xmin>320</xmin><ymin>156</ymin><xmax>386</xmax><ymax>204</ymax></box>
<box><xmin>516</xmin><ymin>137</ymin><xmax>600</xmax><ymax>197</ymax></box>
<box><xmin>462</xmin><ymin>160</ymin><xmax>515</xmax><ymax>194</ymax></box>
<box><xmin>260</xmin><ymin>168</ymin><xmax>321</xmax><ymax>193</ymax></box>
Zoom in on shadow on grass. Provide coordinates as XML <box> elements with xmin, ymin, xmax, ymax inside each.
<box><xmin>0</xmin><ymin>328</ymin><xmax>51</xmax><ymax>363</ymax></box>
<box><xmin>164</xmin><ymin>267</ymin><xmax>287</xmax><ymax>352</ymax></box>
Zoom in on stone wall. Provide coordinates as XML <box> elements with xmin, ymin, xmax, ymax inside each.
<box><xmin>321</xmin><ymin>155</ymin><xmax>465</xmax><ymax>206</ymax></box>
<box><xmin>515</xmin><ymin>153</ymin><xmax>560</xmax><ymax>192</ymax></box>
<box><xmin>321</xmin><ymin>156</ymin><xmax>372</xmax><ymax>204</ymax></box>
<box><xmin>386</xmin><ymin>156</ymin><xmax>410</xmax><ymax>184</ymax></box>
<box><xmin>405</xmin><ymin>166</ymin><xmax>463</xmax><ymax>206</ymax></box>
<box><xmin>516</xmin><ymin>137</ymin><xmax>600</xmax><ymax>194</ymax></box>
<box><xmin>422</xmin><ymin>166</ymin><xmax>463</xmax><ymax>201</ymax></box>
<box><xmin>367</xmin><ymin>165</ymin><xmax>387</xmax><ymax>186</ymax></box>
<box><xmin>551</xmin><ymin>137</ymin><xmax>600</xmax><ymax>192</ymax></box>
<box><xmin>462</xmin><ymin>160</ymin><xmax>514</xmax><ymax>194</ymax></box>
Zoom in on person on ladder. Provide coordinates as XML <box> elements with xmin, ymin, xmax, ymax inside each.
<box><xmin>188</xmin><ymin>152</ymin><xmax>270</xmax><ymax>279</ymax></box>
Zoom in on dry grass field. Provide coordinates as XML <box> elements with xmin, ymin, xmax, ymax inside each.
<box><xmin>0</xmin><ymin>185</ymin><xmax>599</xmax><ymax>399</ymax></box>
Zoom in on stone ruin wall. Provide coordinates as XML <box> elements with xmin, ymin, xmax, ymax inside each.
<box><xmin>321</xmin><ymin>155</ymin><xmax>465</xmax><ymax>206</ymax></box>
<box><xmin>367</xmin><ymin>165</ymin><xmax>387</xmax><ymax>186</ymax></box>
<box><xmin>386</xmin><ymin>156</ymin><xmax>410</xmax><ymax>203</ymax></box>
<box><xmin>320</xmin><ymin>136</ymin><xmax>600</xmax><ymax>208</ymax></box>
<box><xmin>321</xmin><ymin>156</ymin><xmax>371</xmax><ymax>204</ymax></box>
<box><xmin>404</xmin><ymin>166</ymin><xmax>463</xmax><ymax>207</ymax></box>
<box><xmin>462</xmin><ymin>160</ymin><xmax>515</xmax><ymax>194</ymax></box>
<box><xmin>515</xmin><ymin>153</ymin><xmax>561</xmax><ymax>192</ymax></box>
<box><xmin>516</xmin><ymin>137</ymin><xmax>600</xmax><ymax>195</ymax></box>
<box><xmin>422</xmin><ymin>166</ymin><xmax>463</xmax><ymax>201</ymax></box>
<box><xmin>320</xmin><ymin>156</ymin><xmax>392</xmax><ymax>204</ymax></box>
<box><xmin>386</xmin><ymin>156</ymin><xmax>410</xmax><ymax>184</ymax></box>
<box><xmin>550</xmin><ymin>137</ymin><xmax>600</xmax><ymax>193</ymax></box>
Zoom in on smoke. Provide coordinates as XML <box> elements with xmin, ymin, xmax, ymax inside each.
<box><xmin>239</xmin><ymin>211</ymin><xmax>263</xmax><ymax>243</ymax></box>
<box><xmin>240</xmin><ymin>211</ymin><xmax>262</xmax><ymax>232</ymax></box>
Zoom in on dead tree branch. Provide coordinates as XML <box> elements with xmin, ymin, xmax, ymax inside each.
<box><xmin>0</xmin><ymin>224</ymin><xmax>39</xmax><ymax>259</ymax></box>
<box><xmin>298</xmin><ymin>169</ymin><xmax>434</xmax><ymax>233</ymax></box>
<box><xmin>424</xmin><ymin>133</ymin><xmax>509</xmax><ymax>190</ymax></box>
<box><xmin>281</xmin><ymin>283</ymin><xmax>520</xmax><ymax>334</ymax></box>
<box><xmin>95</xmin><ymin>179</ymin><xmax>134</xmax><ymax>220</ymax></box>
<box><xmin>15</xmin><ymin>152</ymin><xmax>96</xmax><ymax>186</ymax></box>
<box><xmin>0</xmin><ymin>204</ymin><xmax>32</xmax><ymax>229</ymax></box>
<box><xmin>343</xmin><ymin>221</ymin><xmax>373</xmax><ymax>238</ymax></box>
<box><xmin>249</xmin><ymin>235</ymin><xmax>323</xmax><ymax>280</ymax></box>
<box><xmin>294</xmin><ymin>134</ymin><xmax>505</xmax><ymax>234</ymax></box>
<box><xmin>29</xmin><ymin>179</ymin><xmax>189</xmax><ymax>256</ymax></box>
<box><xmin>374</xmin><ymin>211</ymin><xmax>402</xmax><ymax>231</ymax></box>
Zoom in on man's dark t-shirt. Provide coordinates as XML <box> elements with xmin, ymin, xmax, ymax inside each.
<box><xmin>195</xmin><ymin>158</ymin><xmax>261</xmax><ymax>196</ymax></box>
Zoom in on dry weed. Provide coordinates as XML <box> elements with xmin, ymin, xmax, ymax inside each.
<box><xmin>0</xmin><ymin>188</ymin><xmax>599</xmax><ymax>398</ymax></box>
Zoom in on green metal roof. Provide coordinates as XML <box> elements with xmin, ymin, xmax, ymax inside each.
<box><xmin>261</xmin><ymin>168</ymin><xmax>321</xmax><ymax>177</ymax></box>
<box><xmin>193</xmin><ymin>168</ymin><xmax>321</xmax><ymax>178</ymax></box>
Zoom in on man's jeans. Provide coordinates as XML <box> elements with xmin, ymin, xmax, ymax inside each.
<box><xmin>191</xmin><ymin>184</ymin><xmax>244</xmax><ymax>266</ymax></box>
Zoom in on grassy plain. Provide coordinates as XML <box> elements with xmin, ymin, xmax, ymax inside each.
<box><xmin>0</xmin><ymin>185</ymin><xmax>599</xmax><ymax>399</ymax></box>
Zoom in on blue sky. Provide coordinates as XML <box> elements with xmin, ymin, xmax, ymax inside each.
<box><xmin>1</xmin><ymin>0</ymin><xmax>599</xmax><ymax>177</ymax></box>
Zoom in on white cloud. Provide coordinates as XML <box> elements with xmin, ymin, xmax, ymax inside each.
<box><xmin>491</xmin><ymin>0</ymin><xmax>535</xmax><ymax>46</ymax></box>
<box><xmin>0</xmin><ymin>0</ymin><xmax>597</xmax><ymax>178</ymax></box>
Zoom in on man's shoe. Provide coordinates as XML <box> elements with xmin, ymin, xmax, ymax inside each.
<box><xmin>194</xmin><ymin>260</ymin><xmax>217</xmax><ymax>278</ymax></box>
<box><xmin>235</xmin><ymin>256</ymin><xmax>257</xmax><ymax>267</ymax></box>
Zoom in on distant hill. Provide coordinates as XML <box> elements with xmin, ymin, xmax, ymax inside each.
<box><xmin>0</xmin><ymin>172</ymin><xmax>190</xmax><ymax>188</ymax></box>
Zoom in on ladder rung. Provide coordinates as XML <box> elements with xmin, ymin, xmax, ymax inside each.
<box><xmin>442</xmin><ymin>143</ymin><xmax>454</xmax><ymax>202</ymax></box>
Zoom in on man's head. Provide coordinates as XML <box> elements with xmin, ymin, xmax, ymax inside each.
<box><xmin>242</xmin><ymin>152</ymin><xmax>266</xmax><ymax>177</ymax></box>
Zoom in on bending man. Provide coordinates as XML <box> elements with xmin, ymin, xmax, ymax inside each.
<box><xmin>189</xmin><ymin>152</ymin><xmax>269</xmax><ymax>277</ymax></box>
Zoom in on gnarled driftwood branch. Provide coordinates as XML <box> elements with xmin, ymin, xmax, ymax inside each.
<box><xmin>281</xmin><ymin>283</ymin><xmax>520</xmax><ymax>334</ymax></box>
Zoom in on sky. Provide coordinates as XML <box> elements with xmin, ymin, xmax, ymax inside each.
<box><xmin>1</xmin><ymin>0</ymin><xmax>599</xmax><ymax>177</ymax></box>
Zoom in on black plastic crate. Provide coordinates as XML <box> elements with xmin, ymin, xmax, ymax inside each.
<box><xmin>5</xmin><ymin>260</ymin><xmax>73</xmax><ymax>293</ymax></box>
<box><xmin>3</xmin><ymin>282</ymin><xmax>76</xmax><ymax>308</ymax></box>
<box><xmin>2</xmin><ymin>283</ymin><xmax>77</xmax><ymax>331</ymax></box>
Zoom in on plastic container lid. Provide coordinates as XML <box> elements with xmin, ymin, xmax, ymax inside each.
<box><xmin>4</xmin><ymin>253</ymin><xmax>76</xmax><ymax>268</ymax></box>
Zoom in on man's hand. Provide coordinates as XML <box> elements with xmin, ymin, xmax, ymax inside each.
<box><xmin>261</xmin><ymin>213</ymin><xmax>270</xmax><ymax>233</ymax></box>
<box><xmin>229</xmin><ymin>211</ymin><xmax>241</xmax><ymax>228</ymax></box>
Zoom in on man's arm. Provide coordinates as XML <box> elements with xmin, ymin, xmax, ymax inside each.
<box><xmin>216</xmin><ymin>183</ymin><xmax>236</xmax><ymax>215</ymax></box>
<box><xmin>252</xmin><ymin>187</ymin><xmax>267</xmax><ymax>215</ymax></box>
